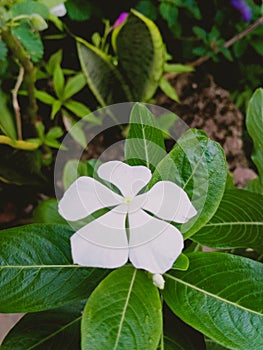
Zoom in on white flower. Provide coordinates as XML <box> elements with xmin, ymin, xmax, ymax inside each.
<box><xmin>152</xmin><ymin>274</ymin><xmax>165</xmax><ymax>290</ymax></box>
<box><xmin>50</xmin><ymin>3</ymin><xmax>67</xmax><ymax>17</ymax></box>
<box><xmin>59</xmin><ymin>161</ymin><xmax>197</xmax><ymax>274</ymax></box>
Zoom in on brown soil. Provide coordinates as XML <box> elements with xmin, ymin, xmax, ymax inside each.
<box><xmin>157</xmin><ymin>72</ymin><xmax>257</xmax><ymax>187</ymax></box>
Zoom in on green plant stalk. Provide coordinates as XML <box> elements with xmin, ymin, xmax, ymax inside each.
<box><xmin>1</xmin><ymin>26</ymin><xmax>38</xmax><ymax>127</ymax></box>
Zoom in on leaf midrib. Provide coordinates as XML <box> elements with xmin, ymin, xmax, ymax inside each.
<box><xmin>113</xmin><ymin>269</ymin><xmax>137</xmax><ymax>350</ymax></box>
<box><xmin>165</xmin><ymin>273</ymin><xmax>262</xmax><ymax>317</ymax></box>
<box><xmin>205</xmin><ymin>222</ymin><xmax>263</xmax><ymax>227</ymax></box>
<box><xmin>27</xmin><ymin>315</ymin><xmax>82</xmax><ymax>350</ymax></box>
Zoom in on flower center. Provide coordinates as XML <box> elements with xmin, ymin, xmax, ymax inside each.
<box><xmin>123</xmin><ymin>197</ymin><xmax>133</xmax><ymax>204</ymax></box>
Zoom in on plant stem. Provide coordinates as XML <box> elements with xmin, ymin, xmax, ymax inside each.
<box><xmin>12</xmin><ymin>66</ymin><xmax>24</xmax><ymax>140</ymax></box>
<box><xmin>1</xmin><ymin>26</ymin><xmax>38</xmax><ymax>126</ymax></box>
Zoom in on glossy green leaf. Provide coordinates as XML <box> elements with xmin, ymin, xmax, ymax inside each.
<box><xmin>51</xmin><ymin>100</ymin><xmax>61</xmax><ymax>119</ymax></box>
<box><xmin>62</xmin><ymin>159</ymin><xmax>88</xmax><ymax>190</ymax></box>
<box><xmin>77</xmin><ymin>39</ymin><xmax>132</xmax><ymax>106</ymax></box>
<box><xmin>125</xmin><ymin>103</ymin><xmax>166</xmax><ymax>171</ymax></box>
<box><xmin>164</xmin><ymin>252</ymin><xmax>263</xmax><ymax>350</ymax></box>
<box><xmin>172</xmin><ymin>253</ymin><xmax>189</xmax><ymax>271</ymax></box>
<box><xmin>245</xmin><ymin>176</ymin><xmax>263</xmax><ymax>194</ymax></box>
<box><xmin>112</xmin><ymin>10</ymin><xmax>165</xmax><ymax>101</ymax></box>
<box><xmin>1</xmin><ymin>301</ymin><xmax>83</xmax><ymax>349</ymax></box>
<box><xmin>150</xmin><ymin>129</ymin><xmax>227</xmax><ymax>238</ymax></box>
<box><xmin>0</xmin><ymin>224</ymin><xmax>108</xmax><ymax>312</ymax></box>
<box><xmin>33</xmin><ymin>199</ymin><xmax>67</xmax><ymax>224</ymax></box>
<box><xmin>205</xmin><ymin>338</ymin><xmax>228</xmax><ymax>350</ymax></box>
<box><xmin>81</xmin><ymin>266</ymin><xmax>162</xmax><ymax>350</ymax></box>
<box><xmin>246</xmin><ymin>88</ymin><xmax>263</xmax><ymax>184</ymax></box>
<box><xmin>193</xmin><ymin>189</ymin><xmax>263</xmax><ymax>252</ymax></box>
<box><xmin>35</xmin><ymin>90</ymin><xmax>56</xmax><ymax>105</ymax></box>
<box><xmin>63</xmin><ymin>73</ymin><xmax>86</xmax><ymax>100</ymax></box>
<box><xmin>64</xmin><ymin>100</ymin><xmax>91</xmax><ymax>118</ymax></box>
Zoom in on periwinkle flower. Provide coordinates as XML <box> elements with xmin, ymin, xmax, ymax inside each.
<box><xmin>113</xmin><ymin>12</ymin><xmax>128</xmax><ymax>29</ymax></box>
<box><xmin>230</xmin><ymin>0</ymin><xmax>252</xmax><ymax>22</ymax></box>
<box><xmin>59</xmin><ymin>161</ymin><xmax>197</xmax><ymax>274</ymax></box>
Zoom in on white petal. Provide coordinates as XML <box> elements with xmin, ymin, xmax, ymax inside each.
<box><xmin>50</xmin><ymin>4</ymin><xmax>67</xmax><ymax>17</ymax></box>
<box><xmin>98</xmin><ymin>161</ymin><xmax>152</xmax><ymax>198</ymax></box>
<box><xmin>138</xmin><ymin>181</ymin><xmax>197</xmax><ymax>223</ymax></box>
<box><xmin>58</xmin><ymin>176</ymin><xmax>122</xmax><ymax>221</ymax></box>
<box><xmin>128</xmin><ymin>210</ymin><xmax>184</xmax><ymax>274</ymax></box>
<box><xmin>71</xmin><ymin>210</ymin><xmax>128</xmax><ymax>268</ymax></box>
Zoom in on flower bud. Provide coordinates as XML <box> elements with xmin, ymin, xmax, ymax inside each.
<box><xmin>152</xmin><ymin>274</ymin><xmax>165</xmax><ymax>290</ymax></box>
<box><xmin>30</xmin><ymin>14</ymin><xmax>48</xmax><ymax>31</ymax></box>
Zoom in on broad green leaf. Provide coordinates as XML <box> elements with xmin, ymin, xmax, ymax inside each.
<box><xmin>13</xmin><ymin>22</ymin><xmax>44</xmax><ymax>62</ymax></box>
<box><xmin>172</xmin><ymin>253</ymin><xmax>189</xmax><ymax>271</ymax></box>
<box><xmin>12</xmin><ymin>0</ymin><xmax>49</xmax><ymax>18</ymax></box>
<box><xmin>159</xmin><ymin>2</ymin><xmax>179</xmax><ymax>29</ymax></box>
<box><xmin>63</xmin><ymin>73</ymin><xmax>86</xmax><ymax>100</ymax></box>
<box><xmin>205</xmin><ymin>338</ymin><xmax>228</xmax><ymax>350</ymax></box>
<box><xmin>125</xmin><ymin>103</ymin><xmax>166</xmax><ymax>171</ymax></box>
<box><xmin>1</xmin><ymin>301</ymin><xmax>83</xmax><ymax>349</ymax></box>
<box><xmin>0</xmin><ymin>224</ymin><xmax>108</xmax><ymax>312</ymax></box>
<box><xmin>246</xmin><ymin>88</ymin><xmax>263</xmax><ymax>184</ymax></box>
<box><xmin>112</xmin><ymin>10</ymin><xmax>165</xmax><ymax>101</ymax></box>
<box><xmin>161</xmin><ymin>307</ymin><xmax>205</xmax><ymax>350</ymax></box>
<box><xmin>245</xmin><ymin>176</ymin><xmax>263</xmax><ymax>194</ymax></box>
<box><xmin>65</xmin><ymin>0</ymin><xmax>91</xmax><ymax>21</ymax></box>
<box><xmin>164</xmin><ymin>252</ymin><xmax>263</xmax><ymax>350</ymax></box>
<box><xmin>159</xmin><ymin>76</ymin><xmax>180</xmax><ymax>102</ymax></box>
<box><xmin>53</xmin><ymin>64</ymin><xmax>65</xmax><ymax>99</ymax></box>
<box><xmin>135</xmin><ymin>0</ymin><xmax>158</xmax><ymax>20</ymax></box>
<box><xmin>150</xmin><ymin>129</ymin><xmax>227</xmax><ymax>238</ymax></box>
<box><xmin>77</xmin><ymin>39</ymin><xmax>132</xmax><ymax>106</ymax></box>
<box><xmin>193</xmin><ymin>189</ymin><xmax>263</xmax><ymax>252</ymax></box>
<box><xmin>81</xmin><ymin>266</ymin><xmax>162</xmax><ymax>350</ymax></box>
<box><xmin>33</xmin><ymin>199</ymin><xmax>67</xmax><ymax>224</ymax></box>
<box><xmin>0</xmin><ymin>90</ymin><xmax>17</xmax><ymax>139</ymax></box>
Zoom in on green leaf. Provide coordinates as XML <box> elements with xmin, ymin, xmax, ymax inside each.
<box><xmin>64</xmin><ymin>100</ymin><xmax>91</xmax><ymax>118</ymax></box>
<box><xmin>245</xmin><ymin>176</ymin><xmax>263</xmax><ymax>194</ymax></box>
<box><xmin>77</xmin><ymin>39</ymin><xmax>132</xmax><ymax>106</ymax></box>
<box><xmin>0</xmin><ymin>90</ymin><xmax>17</xmax><ymax>139</ymax></box>
<box><xmin>125</xmin><ymin>103</ymin><xmax>166</xmax><ymax>171</ymax></box>
<box><xmin>12</xmin><ymin>0</ymin><xmax>49</xmax><ymax>18</ymax></box>
<box><xmin>205</xmin><ymin>338</ymin><xmax>228</xmax><ymax>350</ymax></box>
<box><xmin>46</xmin><ymin>126</ymin><xmax>63</xmax><ymax>139</ymax></box>
<box><xmin>112</xmin><ymin>10</ymin><xmax>165</xmax><ymax>101</ymax></box>
<box><xmin>13</xmin><ymin>22</ymin><xmax>44</xmax><ymax>62</ymax></box>
<box><xmin>164</xmin><ymin>252</ymin><xmax>263</xmax><ymax>350</ymax></box>
<box><xmin>62</xmin><ymin>159</ymin><xmax>88</xmax><ymax>190</ymax></box>
<box><xmin>33</xmin><ymin>199</ymin><xmax>67</xmax><ymax>224</ymax></box>
<box><xmin>0</xmin><ymin>224</ymin><xmax>108</xmax><ymax>312</ymax></box>
<box><xmin>1</xmin><ymin>301</ymin><xmax>83</xmax><ymax>349</ymax></box>
<box><xmin>172</xmin><ymin>253</ymin><xmax>189</xmax><ymax>271</ymax></box>
<box><xmin>193</xmin><ymin>189</ymin><xmax>263</xmax><ymax>252</ymax></box>
<box><xmin>159</xmin><ymin>2</ymin><xmax>179</xmax><ymax>29</ymax></box>
<box><xmin>65</xmin><ymin>0</ymin><xmax>91</xmax><ymax>21</ymax></box>
<box><xmin>0</xmin><ymin>39</ymin><xmax>8</xmax><ymax>61</ymax></box>
<box><xmin>135</xmin><ymin>0</ymin><xmax>158</xmax><ymax>20</ymax></box>
<box><xmin>150</xmin><ymin>129</ymin><xmax>227</xmax><ymax>238</ymax></box>
<box><xmin>63</xmin><ymin>73</ymin><xmax>86</xmax><ymax>100</ymax></box>
<box><xmin>62</xmin><ymin>114</ymin><xmax>88</xmax><ymax>148</ymax></box>
<box><xmin>53</xmin><ymin>64</ymin><xmax>65</xmax><ymax>99</ymax></box>
<box><xmin>164</xmin><ymin>63</ymin><xmax>194</xmax><ymax>73</ymax></box>
<box><xmin>35</xmin><ymin>90</ymin><xmax>56</xmax><ymax>105</ymax></box>
<box><xmin>81</xmin><ymin>266</ymin><xmax>162</xmax><ymax>350</ymax></box>
<box><xmin>46</xmin><ymin>49</ymin><xmax>63</xmax><ymax>75</ymax></box>
<box><xmin>159</xmin><ymin>76</ymin><xmax>180</xmax><ymax>102</ymax></box>
<box><xmin>51</xmin><ymin>100</ymin><xmax>61</xmax><ymax>119</ymax></box>
<box><xmin>246</xmin><ymin>88</ymin><xmax>263</xmax><ymax>184</ymax></box>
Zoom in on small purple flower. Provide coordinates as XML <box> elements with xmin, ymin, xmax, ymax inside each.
<box><xmin>113</xmin><ymin>12</ymin><xmax>128</xmax><ymax>29</ymax></box>
<box><xmin>231</xmin><ymin>0</ymin><xmax>252</xmax><ymax>22</ymax></box>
